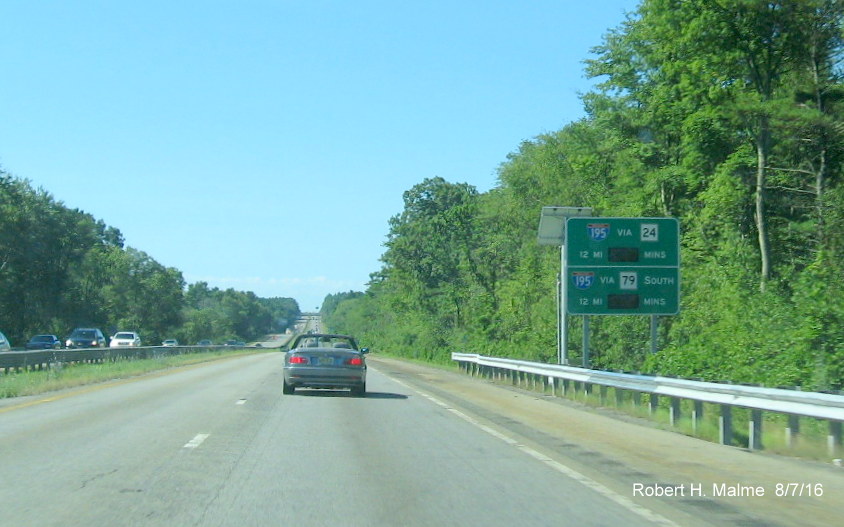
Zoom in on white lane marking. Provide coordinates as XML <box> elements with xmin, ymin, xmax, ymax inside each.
<box><xmin>184</xmin><ymin>433</ymin><xmax>210</xmax><ymax>449</ymax></box>
<box><xmin>236</xmin><ymin>399</ymin><xmax>247</xmax><ymax>405</ymax></box>
<box><xmin>389</xmin><ymin>377</ymin><xmax>679</xmax><ymax>527</ymax></box>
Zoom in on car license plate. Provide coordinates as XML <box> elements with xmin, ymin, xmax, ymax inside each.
<box><xmin>319</xmin><ymin>357</ymin><xmax>335</xmax><ymax>366</ymax></box>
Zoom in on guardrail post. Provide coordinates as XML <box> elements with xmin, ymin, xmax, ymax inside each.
<box><xmin>649</xmin><ymin>394</ymin><xmax>659</xmax><ymax>415</ymax></box>
<box><xmin>829</xmin><ymin>421</ymin><xmax>842</xmax><ymax>457</ymax></box>
<box><xmin>547</xmin><ymin>376</ymin><xmax>555</xmax><ymax>396</ymax></box>
<box><xmin>562</xmin><ymin>379</ymin><xmax>569</xmax><ymax>396</ymax></box>
<box><xmin>600</xmin><ymin>385</ymin><xmax>607</xmax><ymax>405</ymax></box>
<box><xmin>692</xmin><ymin>401</ymin><xmax>703</xmax><ymax>435</ymax></box>
<box><xmin>670</xmin><ymin>397</ymin><xmax>681</xmax><ymax>427</ymax></box>
<box><xmin>749</xmin><ymin>409</ymin><xmax>763</xmax><ymax>450</ymax></box>
<box><xmin>615</xmin><ymin>387</ymin><xmax>624</xmax><ymax>407</ymax></box>
<box><xmin>785</xmin><ymin>414</ymin><xmax>799</xmax><ymax>448</ymax></box>
<box><xmin>632</xmin><ymin>391</ymin><xmax>641</xmax><ymax>409</ymax></box>
<box><xmin>719</xmin><ymin>405</ymin><xmax>733</xmax><ymax>446</ymax></box>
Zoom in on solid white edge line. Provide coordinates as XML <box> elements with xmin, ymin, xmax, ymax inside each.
<box><xmin>184</xmin><ymin>433</ymin><xmax>210</xmax><ymax>449</ymax></box>
<box><xmin>388</xmin><ymin>376</ymin><xmax>680</xmax><ymax>527</ymax></box>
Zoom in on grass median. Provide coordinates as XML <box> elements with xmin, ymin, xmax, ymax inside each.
<box><xmin>0</xmin><ymin>348</ymin><xmax>264</xmax><ymax>399</ymax></box>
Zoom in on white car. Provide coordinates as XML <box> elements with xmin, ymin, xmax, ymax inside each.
<box><xmin>162</xmin><ymin>339</ymin><xmax>179</xmax><ymax>347</ymax></box>
<box><xmin>110</xmin><ymin>332</ymin><xmax>142</xmax><ymax>347</ymax></box>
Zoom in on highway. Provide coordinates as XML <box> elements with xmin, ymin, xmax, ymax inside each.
<box><xmin>1</xmin><ymin>352</ymin><xmax>842</xmax><ymax>526</ymax></box>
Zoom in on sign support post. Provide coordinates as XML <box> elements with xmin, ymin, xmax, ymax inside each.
<box><xmin>537</xmin><ymin>206</ymin><xmax>593</xmax><ymax>365</ymax></box>
<box><xmin>651</xmin><ymin>314</ymin><xmax>658</xmax><ymax>354</ymax></box>
<box><xmin>560</xmin><ymin>244</ymin><xmax>568</xmax><ymax>365</ymax></box>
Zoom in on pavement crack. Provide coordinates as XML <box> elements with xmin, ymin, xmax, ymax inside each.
<box><xmin>79</xmin><ymin>468</ymin><xmax>118</xmax><ymax>489</ymax></box>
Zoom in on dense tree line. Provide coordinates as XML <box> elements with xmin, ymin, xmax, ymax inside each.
<box><xmin>323</xmin><ymin>0</ymin><xmax>844</xmax><ymax>390</ymax></box>
<box><xmin>0</xmin><ymin>174</ymin><xmax>299</xmax><ymax>347</ymax></box>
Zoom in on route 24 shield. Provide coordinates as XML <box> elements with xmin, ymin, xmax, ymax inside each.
<box><xmin>571</xmin><ymin>272</ymin><xmax>595</xmax><ymax>290</ymax></box>
<box><xmin>587</xmin><ymin>223</ymin><xmax>610</xmax><ymax>241</ymax></box>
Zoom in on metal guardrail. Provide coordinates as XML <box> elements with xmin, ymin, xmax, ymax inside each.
<box><xmin>0</xmin><ymin>345</ymin><xmax>251</xmax><ymax>374</ymax></box>
<box><xmin>452</xmin><ymin>352</ymin><xmax>844</xmax><ymax>455</ymax></box>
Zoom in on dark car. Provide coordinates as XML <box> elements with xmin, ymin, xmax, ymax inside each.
<box><xmin>282</xmin><ymin>333</ymin><xmax>368</xmax><ymax>396</ymax></box>
<box><xmin>65</xmin><ymin>328</ymin><xmax>107</xmax><ymax>349</ymax></box>
<box><xmin>26</xmin><ymin>334</ymin><xmax>63</xmax><ymax>350</ymax></box>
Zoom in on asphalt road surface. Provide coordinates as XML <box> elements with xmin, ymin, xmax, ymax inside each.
<box><xmin>1</xmin><ymin>352</ymin><xmax>841</xmax><ymax>526</ymax></box>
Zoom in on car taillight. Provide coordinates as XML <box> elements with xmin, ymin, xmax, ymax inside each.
<box><xmin>289</xmin><ymin>356</ymin><xmax>308</xmax><ymax>364</ymax></box>
<box><xmin>346</xmin><ymin>357</ymin><xmax>364</xmax><ymax>366</ymax></box>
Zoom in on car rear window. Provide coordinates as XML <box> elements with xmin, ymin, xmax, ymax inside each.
<box><xmin>295</xmin><ymin>335</ymin><xmax>357</xmax><ymax>350</ymax></box>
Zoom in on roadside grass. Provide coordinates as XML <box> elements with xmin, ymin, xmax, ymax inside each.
<box><xmin>0</xmin><ymin>349</ymin><xmax>263</xmax><ymax>399</ymax></box>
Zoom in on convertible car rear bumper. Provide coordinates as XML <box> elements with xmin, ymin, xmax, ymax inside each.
<box><xmin>283</xmin><ymin>367</ymin><xmax>366</xmax><ymax>389</ymax></box>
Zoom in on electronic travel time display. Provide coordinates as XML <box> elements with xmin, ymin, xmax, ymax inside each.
<box><xmin>565</xmin><ymin>217</ymin><xmax>680</xmax><ymax>315</ymax></box>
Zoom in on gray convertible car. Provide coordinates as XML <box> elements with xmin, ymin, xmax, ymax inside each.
<box><xmin>282</xmin><ymin>333</ymin><xmax>368</xmax><ymax>396</ymax></box>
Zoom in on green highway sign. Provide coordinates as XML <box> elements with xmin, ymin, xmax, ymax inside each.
<box><xmin>566</xmin><ymin>267</ymin><xmax>679</xmax><ymax>315</ymax></box>
<box><xmin>566</xmin><ymin>217</ymin><xmax>679</xmax><ymax>267</ymax></box>
<box><xmin>565</xmin><ymin>217</ymin><xmax>680</xmax><ymax>315</ymax></box>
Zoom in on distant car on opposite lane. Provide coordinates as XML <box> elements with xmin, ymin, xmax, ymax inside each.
<box><xmin>25</xmin><ymin>334</ymin><xmax>63</xmax><ymax>350</ymax></box>
<box><xmin>162</xmin><ymin>339</ymin><xmax>179</xmax><ymax>347</ymax></box>
<box><xmin>0</xmin><ymin>331</ymin><xmax>11</xmax><ymax>352</ymax></box>
<box><xmin>282</xmin><ymin>333</ymin><xmax>368</xmax><ymax>396</ymax></box>
<box><xmin>196</xmin><ymin>339</ymin><xmax>213</xmax><ymax>346</ymax></box>
<box><xmin>110</xmin><ymin>332</ymin><xmax>142</xmax><ymax>347</ymax></box>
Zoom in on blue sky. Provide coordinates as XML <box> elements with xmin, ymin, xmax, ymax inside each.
<box><xmin>0</xmin><ymin>1</ymin><xmax>638</xmax><ymax>311</ymax></box>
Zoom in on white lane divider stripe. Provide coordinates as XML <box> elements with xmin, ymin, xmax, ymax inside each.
<box><xmin>184</xmin><ymin>433</ymin><xmax>210</xmax><ymax>449</ymax></box>
<box><xmin>390</xmin><ymin>377</ymin><xmax>679</xmax><ymax>527</ymax></box>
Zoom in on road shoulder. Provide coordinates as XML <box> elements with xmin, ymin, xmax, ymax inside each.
<box><xmin>369</xmin><ymin>355</ymin><xmax>844</xmax><ymax>527</ymax></box>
